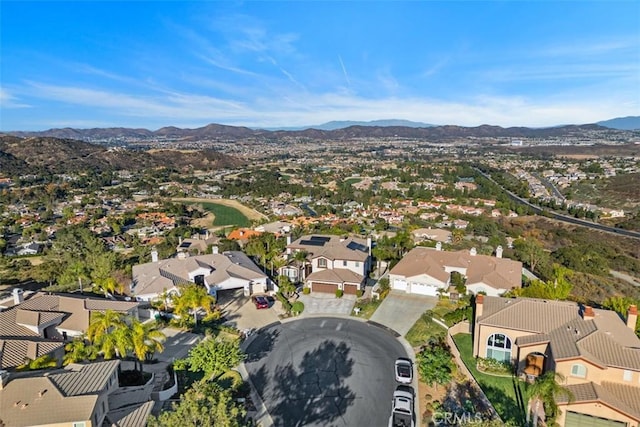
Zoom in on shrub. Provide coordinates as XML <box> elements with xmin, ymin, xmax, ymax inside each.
<box><xmin>291</xmin><ymin>301</ymin><xmax>304</xmax><ymax>315</ymax></box>
<box><xmin>443</xmin><ymin>305</ymin><xmax>472</xmax><ymax>327</ymax></box>
<box><xmin>335</xmin><ymin>289</ymin><xmax>344</xmax><ymax>298</ymax></box>
<box><xmin>476</xmin><ymin>357</ymin><xmax>513</xmax><ymax>375</ymax></box>
<box><xmin>275</xmin><ymin>292</ymin><xmax>292</xmax><ymax>313</ymax></box>
<box><xmin>356</xmin><ymin>289</ymin><xmax>364</xmax><ymax>297</ymax></box>
<box><xmin>302</xmin><ymin>287</ymin><xmax>311</xmax><ymax>295</ymax></box>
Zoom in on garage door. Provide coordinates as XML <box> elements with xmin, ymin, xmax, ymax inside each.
<box><xmin>565</xmin><ymin>412</ymin><xmax>626</xmax><ymax>427</ymax></box>
<box><xmin>410</xmin><ymin>283</ymin><xmax>439</xmax><ymax>296</ymax></box>
<box><xmin>393</xmin><ymin>279</ymin><xmax>407</xmax><ymax>291</ymax></box>
<box><xmin>343</xmin><ymin>284</ymin><xmax>358</xmax><ymax>295</ymax></box>
<box><xmin>312</xmin><ymin>282</ymin><xmax>339</xmax><ymax>293</ymax></box>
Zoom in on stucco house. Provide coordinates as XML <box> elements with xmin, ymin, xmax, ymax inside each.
<box><xmin>389</xmin><ymin>246</ymin><xmax>522</xmax><ymax>297</ymax></box>
<box><xmin>0</xmin><ymin>291</ymin><xmax>139</xmax><ymax>370</ymax></box>
<box><xmin>131</xmin><ymin>250</ymin><xmax>270</xmax><ymax>302</ymax></box>
<box><xmin>280</xmin><ymin>234</ymin><xmax>371</xmax><ymax>295</ymax></box>
<box><xmin>0</xmin><ymin>360</ymin><xmax>154</xmax><ymax>427</ymax></box>
<box><xmin>473</xmin><ymin>295</ymin><xmax>640</xmax><ymax>427</ymax></box>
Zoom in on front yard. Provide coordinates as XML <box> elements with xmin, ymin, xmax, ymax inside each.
<box><xmin>452</xmin><ymin>333</ymin><xmax>526</xmax><ymax>425</ymax></box>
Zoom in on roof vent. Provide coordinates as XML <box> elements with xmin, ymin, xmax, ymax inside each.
<box><xmin>21</xmin><ymin>403</ymin><xmax>28</xmax><ymax>409</ymax></box>
<box><xmin>14</xmin><ymin>401</ymin><xmax>21</xmax><ymax>407</ymax></box>
<box><xmin>574</xmin><ymin>328</ymin><xmax>580</xmax><ymax>335</ymax></box>
<box><xmin>38</xmin><ymin>389</ymin><xmax>47</xmax><ymax>397</ymax></box>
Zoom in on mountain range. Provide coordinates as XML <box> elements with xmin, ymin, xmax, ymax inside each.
<box><xmin>3</xmin><ymin>117</ymin><xmax>639</xmax><ymax>144</ymax></box>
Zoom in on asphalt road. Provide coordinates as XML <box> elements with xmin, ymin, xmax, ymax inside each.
<box><xmin>244</xmin><ymin>317</ymin><xmax>410</xmax><ymax>427</ymax></box>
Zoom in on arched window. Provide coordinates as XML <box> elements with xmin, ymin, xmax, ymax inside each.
<box><xmin>486</xmin><ymin>333</ymin><xmax>512</xmax><ymax>363</ymax></box>
<box><xmin>571</xmin><ymin>363</ymin><xmax>587</xmax><ymax>378</ymax></box>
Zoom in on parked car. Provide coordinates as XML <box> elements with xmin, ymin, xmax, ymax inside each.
<box><xmin>388</xmin><ymin>385</ymin><xmax>414</xmax><ymax>427</ymax></box>
<box><xmin>394</xmin><ymin>358</ymin><xmax>413</xmax><ymax>384</ymax></box>
<box><xmin>252</xmin><ymin>295</ymin><xmax>269</xmax><ymax>309</ymax></box>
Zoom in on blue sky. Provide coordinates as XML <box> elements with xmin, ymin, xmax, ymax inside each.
<box><xmin>1</xmin><ymin>1</ymin><xmax>639</xmax><ymax>131</ymax></box>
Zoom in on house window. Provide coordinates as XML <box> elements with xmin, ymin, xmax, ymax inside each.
<box><xmin>486</xmin><ymin>333</ymin><xmax>511</xmax><ymax>363</ymax></box>
<box><xmin>570</xmin><ymin>363</ymin><xmax>587</xmax><ymax>378</ymax></box>
<box><xmin>355</xmin><ymin>261</ymin><xmax>360</xmax><ymax>267</ymax></box>
<box><xmin>343</xmin><ymin>260</ymin><xmax>348</xmax><ymax>267</ymax></box>
<box><xmin>73</xmin><ymin>423</ymin><xmax>86</xmax><ymax>427</ymax></box>
<box><xmin>318</xmin><ymin>258</ymin><xmax>327</xmax><ymax>268</ymax></box>
<box><xmin>623</xmin><ymin>370</ymin><xmax>633</xmax><ymax>382</ymax></box>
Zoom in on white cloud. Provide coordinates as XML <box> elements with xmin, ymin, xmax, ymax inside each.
<box><xmin>0</xmin><ymin>88</ymin><xmax>31</xmax><ymax>108</ymax></box>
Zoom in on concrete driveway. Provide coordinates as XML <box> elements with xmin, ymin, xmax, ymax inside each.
<box><xmin>369</xmin><ymin>291</ymin><xmax>437</xmax><ymax>336</ymax></box>
<box><xmin>243</xmin><ymin>317</ymin><xmax>409</xmax><ymax>427</ymax></box>
<box><xmin>217</xmin><ymin>289</ymin><xmax>281</xmax><ymax>332</ymax></box>
<box><xmin>296</xmin><ymin>293</ymin><xmax>357</xmax><ymax>316</ymax></box>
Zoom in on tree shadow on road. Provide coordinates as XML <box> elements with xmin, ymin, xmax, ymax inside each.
<box><xmin>263</xmin><ymin>340</ymin><xmax>356</xmax><ymax>427</ymax></box>
<box><xmin>244</xmin><ymin>328</ymin><xmax>280</xmax><ymax>363</ymax></box>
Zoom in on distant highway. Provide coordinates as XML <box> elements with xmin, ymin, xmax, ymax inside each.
<box><xmin>475</xmin><ymin>168</ymin><xmax>640</xmax><ymax>240</ymax></box>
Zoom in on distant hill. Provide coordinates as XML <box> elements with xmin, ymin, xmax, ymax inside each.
<box><xmin>4</xmin><ymin>122</ymin><xmax>627</xmax><ymax>144</ymax></box>
<box><xmin>597</xmin><ymin>116</ymin><xmax>640</xmax><ymax>130</ymax></box>
<box><xmin>0</xmin><ymin>136</ymin><xmax>243</xmax><ymax>175</ymax></box>
<box><xmin>308</xmin><ymin>119</ymin><xmax>435</xmax><ymax>131</ymax></box>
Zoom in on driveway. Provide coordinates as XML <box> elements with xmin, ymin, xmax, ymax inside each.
<box><xmin>217</xmin><ymin>289</ymin><xmax>281</xmax><ymax>332</ymax></box>
<box><xmin>370</xmin><ymin>291</ymin><xmax>437</xmax><ymax>336</ymax></box>
<box><xmin>243</xmin><ymin>317</ymin><xmax>410</xmax><ymax>427</ymax></box>
<box><xmin>296</xmin><ymin>293</ymin><xmax>357</xmax><ymax>316</ymax></box>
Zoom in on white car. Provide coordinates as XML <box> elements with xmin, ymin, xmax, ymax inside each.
<box><xmin>388</xmin><ymin>385</ymin><xmax>415</xmax><ymax>427</ymax></box>
<box><xmin>394</xmin><ymin>358</ymin><xmax>413</xmax><ymax>384</ymax></box>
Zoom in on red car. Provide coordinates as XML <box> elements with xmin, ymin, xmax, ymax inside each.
<box><xmin>252</xmin><ymin>296</ymin><xmax>269</xmax><ymax>309</ymax></box>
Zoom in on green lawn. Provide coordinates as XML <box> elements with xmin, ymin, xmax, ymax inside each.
<box><xmin>452</xmin><ymin>333</ymin><xmax>526</xmax><ymax>425</ymax></box>
<box><xmin>351</xmin><ymin>298</ymin><xmax>382</xmax><ymax>319</ymax></box>
<box><xmin>198</xmin><ymin>202</ymin><xmax>250</xmax><ymax>227</ymax></box>
<box><xmin>344</xmin><ymin>177</ymin><xmax>363</xmax><ymax>186</ymax></box>
<box><xmin>405</xmin><ymin>311</ymin><xmax>446</xmax><ymax>347</ymax></box>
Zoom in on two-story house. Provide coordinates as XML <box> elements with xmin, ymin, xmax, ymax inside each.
<box><xmin>473</xmin><ymin>295</ymin><xmax>640</xmax><ymax>427</ymax></box>
<box><xmin>0</xmin><ymin>360</ymin><xmax>154</xmax><ymax>427</ymax></box>
<box><xmin>281</xmin><ymin>234</ymin><xmax>371</xmax><ymax>295</ymax></box>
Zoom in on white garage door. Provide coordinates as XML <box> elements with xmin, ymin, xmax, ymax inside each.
<box><xmin>393</xmin><ymin>279</ymin><xmax>408</xmax><ymax>291</ymax></box>
<box><xmin>409</xmin><ymin>282</ymin><xmax>439</xmax><ymax>296</ymax></box>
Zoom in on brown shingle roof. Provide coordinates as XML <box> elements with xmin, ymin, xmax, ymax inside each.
<box><xmin>479</xmin><ymin>297</ymin><xmax>579</xmax><ymax>333</ymax></box>
<box><xmin>289</xmin><ymin>235</ymin><xmax>369</xmax><ymax>262</ymax></box>
<box><xmin>559</xmin><ymin>382</ymin><xmax>640</xmax><ymax>421</ymax></box>
<box><xmin>390</xmin><ymin>247</ymin><xmax>521</xmax><ymax>291</ymax></box>
<box><xmin>0</xmin><ymin>339</ymin><xmax>65</xmax><ymax>369</ymax></box>
<box><xmin>107</xmin><ymin>400</ymin><xmax>155</xmax><ymax>427</ymax></box>
<box><xmin>307</xmin><ymin>268</ymin><xmax>364</xmax><ymax>285</ymax></box>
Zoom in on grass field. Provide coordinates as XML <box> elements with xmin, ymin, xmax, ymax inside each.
<box><xmin>198</xmin><ymin>202</ymin><xmax>251</xmax><ymax>227</ymax></box>
<box><xmin>453</xmin><ymin>333</ymin><xmax>525</xmax><ymax>425</ymax></box>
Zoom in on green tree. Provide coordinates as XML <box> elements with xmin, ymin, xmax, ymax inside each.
<box><xmin>87</xmin><ymin>310</ymin><xmax>129</xmax><ymax>359</ymax></box>
<box><xmin>417</xmin><ymin>337</ymin><xmax>455</xmax><ymax>388</ymax></box>
<box><xmin>172</xmin><ymin>283</ymin><xmax>216</xmax><ymax>326</ymax></box>
<box><xmin>181</xmin><ymin>338</ymin><xmax>245</xmax><ymax>380</ymax></box>
<box><xmin>526</xmin><ymin>371</ymin><xmax>573</xmax><ymax>426</ymax></box>
<box><xmin>293</xmin><ymin>250</ymin><xmax>309</xmax><ymax>282</ymax></box>
<box><xmin>277</xmin><ymin>275</ymin><xmax>296</xmax><ymax>298</ymax></box>
<box><xmin>130</xmin><ymin>319</ymin><xmax>166</xmax><ymax>372</ymax></box>
<box><xmin>147</xmin><ymin>381</ymin><xmax>248</xmax><ymax>427</ymax></box>
<box><xmin>513</xmin><ymin>238</ymin><xmax>549</xmax><ymax>275</ymax></box>
<box><xmin>64</xmin><ymin>336</ymin><xmax>97</xmax><ymax>365</ymax></box>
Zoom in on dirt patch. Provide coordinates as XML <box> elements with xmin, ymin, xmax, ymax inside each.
<box><xmin>190</xmin><ymin>212</ymin><xmax>215</xmax><ymax>229</ymax></box>
<box><xmin>418</xmin><ymin>380</ymin><xmax>447</xmax><ymax>424</ymax></box>
<box><xmin>171</xmin><ymin>197</ymin><xmax>268</xmax><ymax>221</ymax></box>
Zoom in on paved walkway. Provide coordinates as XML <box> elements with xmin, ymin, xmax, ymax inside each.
<box><xmin>369</xmin><ymin>291</ymin><xmax>437</xmax><ymax>336</ymax></box>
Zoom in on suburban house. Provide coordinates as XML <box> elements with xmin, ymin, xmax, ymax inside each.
<box><xmin>281</xmin><ymin>234</ymin><xmax>371</xmax><ymax>295</ymax></box>
<box><xmin>176</xmin><ymin>232</ymin><xmax>220</xmax><ymax>255</ymax></box>
<box><xmin>389</xmin><ymin>246</ymin><xmax>522</xmax><ymax>297</ymax></box>
<box><xmin>131</xmin><ymin>250</ymin><xmax>270</xmax><ymax>301</ymax></box>
<box><xmin>0</xmin><ymin>360</ymin><xmax>154</xmax><ymax>427</ymax></box>
<box><xmin>473</xmin><ymin>295</ymin><xmax>640</xmax><ymax>427</ymax></box>
<box><xmin>0</xmin><ymin>290</ymin><xmax>139</xmax><ymax>370</ymax></box>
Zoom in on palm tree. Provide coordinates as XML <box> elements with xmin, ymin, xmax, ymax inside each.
<box><xmin>129</xmin><ymin>319</ymin><xmax>166</xmax><ymax>373</ymax></box>
<box><xmin>172</xmin><ymin>283</ymin><xmax>216</xmax><ymax>326</ymax></box>
<box><xmin>293</xmin><ymin>250</ymin><xmax>309</xmax><ymax>283</ymax></box>
<box><xmin>64</xmin><ymin>336</ymin><xmax>97</xmax><ymax>365</ymax></box>
<box><xmin>526</xmin><ymin>371</ymin><xmax>574</xmax><ymax>426</ymax></box>
<box><xmin>87</xmin><ymin>310</ymin><xmax>128</xmax><ymax>359</ymax></box>
<box><xmin>18</xmin><ymin>354</ymin><xmax>59</xmax><ymax>371</ymax></box>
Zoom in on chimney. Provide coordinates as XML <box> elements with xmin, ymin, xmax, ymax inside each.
<box><xmin>212</xmin><ymin>245</ymin><xmax>219</xmax><ymax>255</ymax></box>
<box><xmin>496</xmin><ymin>245</ymin><xmax>503</xmax><ymax>259</ymax></box>
<box><xmin>287</xmin><ymin>235</ymin><xmax>292</xmax><ymax>245</ymax></box>
<box><xmin>177</xmin><ymin>251</ymin><xmax>187</xmax><ymax>260</ymax></box>
<box><xmin>205</xmin><ymin>230</ymin><xmax>210</xmax><ymax>240</ymax></box>
<box><xmin>12</xmin><ymin>288</ymin><xmax>24</xmax><ymax>305</ymax></box>
<box><xmin>628</xmin><ymin>305</ymin><xmax>638</xmax><ymax>331</ymax></box>
<box><xmin>436</xmin><ymin>241</ymin><xmax>442</xmax><ymax>251</ymax></box>
<box><xmin>0</xmin><ymin>370</ymin><xmax>9</xmax><ymax>390</ymax></box>
<box><xmin>178</xmin><ymin>236</ymin><xmax>183</xmax><ymax>245</ymax></box>
<box><xmin>475</xmin><ymin>294</ymin><xmax>484</xmax><ymax>318</ymax></box>
<box><xmin>151</xmin><ymin>250</ymin><xmax>158</xmax><ymax>263</ymax></box>
<box><xmin>367</xmin><ymin>236</ymin><xmax>372</xmax><ymax>255</ymax></box>
<box><xmin>470</xmin><ymin>247</ymin><xmax>477</xmax><ymax>256</ymax></box>
<box><xmin>582</xmin><ymin>305</ymin><xmax>595</xmax><ymax>320</ymax></box>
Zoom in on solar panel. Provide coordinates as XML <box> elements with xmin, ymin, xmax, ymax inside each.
<box><xmin>310</xmin><ymin>236</ymin><xmax>331</xmax><ymax>242</ymax></box>
<box><xmin>300</xmin><ymin>239</ymin><xmax>325</xmax><ymax>246</ymax></box>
